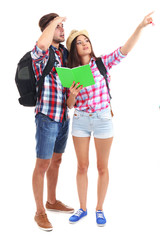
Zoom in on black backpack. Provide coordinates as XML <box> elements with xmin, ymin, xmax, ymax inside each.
<box><xmin>15</xmin><ymin>47</ymin><xmax>57</xmax><ymax>106</ymax></box>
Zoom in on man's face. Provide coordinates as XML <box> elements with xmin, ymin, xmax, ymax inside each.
<box><xmin>53</xmin><ymin>23</ymin><xmax>65</xmax><ymax>43</ymax></box>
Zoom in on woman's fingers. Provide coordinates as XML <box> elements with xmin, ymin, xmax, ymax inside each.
<box><xmin>70</xmin><ymin>82</ymin><xmax>83</xmax><ymax>97</ymax></box>
<box><xmin>70</xmin><ymin>81</ymin><xmax>75</xmax><ymax>90</ymax></box>
<box><xmin>143</xmin><ymin>11</ymin><xmax>155</xmax><ymax>26</ymax></box>
<box><xmin>77</xmin><ymin>85</ymin><xmax>83</xmax><ymax>93</ymax></box>
<box><xmin>70</xmin><ymin>82</ymin><xmax>81</xmax><ymax>90</ymax></box>
<box><xmin>146</xmin><ymin>11</ymin><xmax>154</xmax><ymax>18</ymax></box>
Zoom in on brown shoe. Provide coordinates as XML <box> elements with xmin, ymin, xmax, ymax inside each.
<box><xmin>46</xmin><ymin>200</ymin><xmax>74</xmax><ymax>213</ymax></box>
<box><xmin>34</xmin><ymin>213</ymin><xmax>53</xmax><ymax>231</ymax></box>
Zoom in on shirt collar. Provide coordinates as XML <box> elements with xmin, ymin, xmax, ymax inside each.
<box><xmin>50</xmin><ymin>44</ymin><xmax>68</xmax><ymax>67</ymax></box>
<box><xmin>51</xmin><ymin>44</ymin><xmax>65</xmax><ymax>52</ymax></box>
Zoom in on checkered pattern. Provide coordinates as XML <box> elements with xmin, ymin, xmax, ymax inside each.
<box><xmin>74</xmin><ymin>47</ymin><xmax>126</xmax><ymax>112</ymax></box>
<box><xmin>31</xmin><ymin>44</ymin><xmax>68</xmax><ymax>122</ymax></box>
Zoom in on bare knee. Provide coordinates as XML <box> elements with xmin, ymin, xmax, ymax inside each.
<box><xmin>34</xmin><ymin>158</ymin><xmax>50</xmax><ymax>175</ymax></box>
<box><xmin>97</xmin><ymin>165</ymin><xmax>109</xmax><ymax>176</ymax></box>
<box><xmin>51</xmin><ymin>156</ymin><xmax>62</xmax><ymax>169</ymax></box>
<box><xmin>77</xmin><ymin>163</ymin><xmax>89</xmax><ymax>175</ymax></box>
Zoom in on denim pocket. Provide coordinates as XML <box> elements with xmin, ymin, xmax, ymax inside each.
<box><xmin>98</xmin><ymin>109</ymin><xmax>112</xmax><ymax>120</ymax></box>
<box><xmin>36</xmin><ymin>113</ymin><xmax>58</xmax><ymax>134</ymax></box>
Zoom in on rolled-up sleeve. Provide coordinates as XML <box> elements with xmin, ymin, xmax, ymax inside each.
<box><xmin>31</xmin><ymin>44</ymin><xmax>49</xmax><ymax>81</ymax></box>
<box><xmin>102</xmin><ymin>47</ymin><xmax>127</xmax><ymax>70</ymax></box>
<box><xmin>31</xmin><ymin>44</ymin><xmax>49</xmax><ymax>62</ymax></box>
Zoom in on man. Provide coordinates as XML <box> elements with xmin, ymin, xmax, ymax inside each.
<box><xmin>31</xmin><ymin>13</ymin><xmax>74</xmax><ymax>231</ymax></box>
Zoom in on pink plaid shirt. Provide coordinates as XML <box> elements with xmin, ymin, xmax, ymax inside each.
<box><xmin>74</xmin><ymin>47</ymin><xmax>126</xmax><ymax>112</ymax></box>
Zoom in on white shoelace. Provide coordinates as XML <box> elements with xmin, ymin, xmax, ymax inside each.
<box><xmin>74</xmin><ymin>209</ymin><xmax>83</xmax><ymax>217</ymax></box>
<box><xmin>97</xmin><ymin>212</ymin><xmax>104</xmax><ymax>219</ymax></box>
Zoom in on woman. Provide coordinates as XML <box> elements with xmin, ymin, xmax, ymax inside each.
<box><xmin>66</xmin><ymin>12</ymin><xmax>154</xmax><ymax>226</ymax></box>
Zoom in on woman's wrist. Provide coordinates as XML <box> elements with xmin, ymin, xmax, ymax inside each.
<box><xmin>137</xmin><ymin>23</ymin><xmax>144</xmax><ymax>30</ymax></box>
<box><xmin>70</xmin><ymin>93</ymin><xmax>77</xmax><ymax>99</ymax></box>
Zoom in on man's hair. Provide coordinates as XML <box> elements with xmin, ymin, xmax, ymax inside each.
<box><xmin>39</xmin><ymin>13</ymin><xmax>59</xmax><ymax>32</ymax></box>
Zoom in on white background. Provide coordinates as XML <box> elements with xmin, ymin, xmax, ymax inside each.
<box><xmin>0</xmin><ymin>0</ymin><xmax>160</xmax><ymax>239</ymax></box>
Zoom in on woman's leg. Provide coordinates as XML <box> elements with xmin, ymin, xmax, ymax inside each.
<box><xmin>73</xmin><ymin>136</ymin><xmax>90</xmax><ymax>211</ymax></box>
<box><xmin>94</xmin><ymin>137</ymin><xmax>113</xmax><ymax>211</ymax></box>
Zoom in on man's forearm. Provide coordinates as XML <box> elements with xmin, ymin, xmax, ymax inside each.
<box><xmin>37</xmin><ymin>16</ymin><xmax>66</xmax><ymax>51</ymax></box>
<box><xmin>37</xmin><ymin>20</ymin><xmax>57</xmax><ymax>51</ymax></box>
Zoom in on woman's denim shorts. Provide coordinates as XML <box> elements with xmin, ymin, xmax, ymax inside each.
<box><xmin>71</xmin><ymin>107</ymin><xmax>113</xmax><ymax>139</ymax></box>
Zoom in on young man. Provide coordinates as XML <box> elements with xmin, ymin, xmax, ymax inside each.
<box><xmin>31</xmin><ymin>13</ymin><xmax>74</xmax><ymax>231</ymax></box>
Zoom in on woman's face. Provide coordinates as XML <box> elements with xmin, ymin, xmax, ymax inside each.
<box><xmin>76</xmin><ymin>35</ymin><xmax>92</xmax><ymax>57</ymax></box>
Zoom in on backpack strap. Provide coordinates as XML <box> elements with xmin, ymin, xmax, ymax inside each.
<box><xmin>36</xmin><ymin>46</ymin><xmax>58</xmax><ymax>99</ymax></box>
<box><xmin>95</xmin><ymin>57</ymin><xmax>112</xmax><ymax>100</ymax></box>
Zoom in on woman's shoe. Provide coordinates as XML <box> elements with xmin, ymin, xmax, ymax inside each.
<box><xmin>69</xmin><ymin>209</ymin><xmax>87</xmax><ymax>223</ymax></box>
<box><xmin>96</xmin><ymin>210</ymin><xmax>106</xmax><ymax>226</ymax></box>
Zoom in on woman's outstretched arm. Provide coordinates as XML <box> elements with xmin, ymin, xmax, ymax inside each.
<box><xmin>120</xmin><ymin>12</ymin><xmax>154</xmax><ymax>55</ymax></box>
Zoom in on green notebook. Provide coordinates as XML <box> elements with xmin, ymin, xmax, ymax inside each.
<box><xmin>56</xmin><ymin>64</ymin><xmax>95</xmax><ymax>88</ymax></box>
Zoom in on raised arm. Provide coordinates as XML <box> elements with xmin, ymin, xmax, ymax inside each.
<box><xmin>120</xmin><ymin>12</ymin><xmax>154</xmax><ymax>55</ymax></box>
<box><xmin>37</xmin><ymin>16</ymin><xmax>66</xmax><ymax>51</ymax></box>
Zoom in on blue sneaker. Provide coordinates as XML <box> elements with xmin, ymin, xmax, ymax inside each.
<box><xmin>96</xmin><ymin>210</ymin><xmax>106</xmax><ymax>226</ymax></box>
<box><xmin>69</xmin><ymin>209</ymin><xmax>87</xmax><ymax>223</ymax></box>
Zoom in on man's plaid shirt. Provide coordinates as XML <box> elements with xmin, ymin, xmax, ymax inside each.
<box><xmin>31</xmin><ymin>43</ymin><xmax>68</xmax><ymax>122</ymax></box>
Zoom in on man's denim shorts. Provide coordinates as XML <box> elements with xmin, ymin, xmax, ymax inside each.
<box><xmin>35</xmin><ymin>113</ymin><xmax>70</xmax><ymax>159</ymax></box>
<box><xmin>72</xmin><ymin>107</ymin><xmax>113</xmax><ymax>139</ymax></box>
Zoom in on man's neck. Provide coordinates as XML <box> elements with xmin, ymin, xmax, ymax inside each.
<box><xmin>51</xmin><ymin>42</ymin><xmax>63</xmax><ymax>59</ymax></box>
<box><xmin>51</xmin><ymin>41</ymin><xmax>60</xmax><ymax>50</ymax></box>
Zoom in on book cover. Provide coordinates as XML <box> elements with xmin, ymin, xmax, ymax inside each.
<box><xmin>56</xmin><ymin>64</ymin><xmax>95</xmax><ymax>88</ymax></box>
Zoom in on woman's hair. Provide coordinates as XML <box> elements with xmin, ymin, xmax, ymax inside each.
<box><xmin>67</xmin><ymin>36</ymin><xmax>96</xmax><ymax>68</ymax></box>
<box><xmin>39</xmin><ymin>13</ymin><xmax>59</xmax><ymax>32</ymax></box>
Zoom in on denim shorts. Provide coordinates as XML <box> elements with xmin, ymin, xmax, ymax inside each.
<box><xmin>35</xmin><ymin>113</ymin><xmax>70</xmax><ymax>159</ymax></box>
<box><xmin>72</xmin><ymin>107</ymin><xmax>113</xmax><ymax>139</ymax></box>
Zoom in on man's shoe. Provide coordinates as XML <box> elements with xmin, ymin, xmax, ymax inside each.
<box><xmin>46</xmin><ymin>200</ymin><xmax>74</xmax><ymax>213</ymax></box>
<box><xmin>34</xmin><ymin>213</ymin><xmax>53</xmax><ymax>231</ymax></box>
<box><xmin>96</xmin><ymin>210</ymin><xmax>106</xmax><ymax>226</ymax></box>
<box><xmin>69</xmin><ymin>209</ymin><xmax>87</xmax><ymax>223</ymax></box>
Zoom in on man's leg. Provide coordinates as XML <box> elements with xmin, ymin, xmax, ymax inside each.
<box><xmin>32</xmin><ymin>158</ymin><xmax>53</xmax><ymax>231</ymax></box>
<box><xmin>46</xmin><ymin>152</ymin><xmax>74</xmax><ymax>213</ymax></box>
<box><xmin>33</xmin><ymin>113</ymin><xmax>60</xmax><ymax>230</ymax></box>
<box><xmin>46</xmin><ymin>152</ymin><xmax>62</xmax><ymax>204</ymax></box>
<box><xmin>45</xmin><ymin>119</ymin><xmax>74</xmax><ymax>213</ymax></box>
<box><xmin>32</xmin><ymin>158</ymin><xmax>50</xmax><ymax>215</ymax></box>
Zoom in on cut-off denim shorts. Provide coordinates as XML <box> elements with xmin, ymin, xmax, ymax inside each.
<box><xmin>35</xmin><ymin>113</ymin><xmax>70</xmax><ymax>159</ymax></box>
<box><xmin>72</xmin><ymin>107</ymin><xmax>114</xmax><ymax>139</ymax></box>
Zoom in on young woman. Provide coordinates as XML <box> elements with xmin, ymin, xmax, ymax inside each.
<box><xmin>66</xmin><ymin>12</ymin><xmax>154</xmax><ymax>226</ymax></box>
